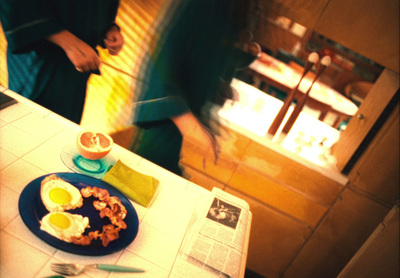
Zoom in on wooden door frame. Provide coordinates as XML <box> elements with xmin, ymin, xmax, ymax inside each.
<box><xmin>332</xmin><ymin>69</ymin><xmax>400</xmax><ymax>173</ymax></box>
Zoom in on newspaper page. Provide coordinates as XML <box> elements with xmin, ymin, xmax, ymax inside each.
<box><xmin>183</xmin><ymin>187</ymin><xmax>251</xmax><ymax>278</ymax></box>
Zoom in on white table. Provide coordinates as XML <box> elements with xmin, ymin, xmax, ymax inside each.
<box><xmin>0</xmin><ymin>86</ymin><xmax>251</xmax><ymax>278</ymax></box>
<box><xmin>248</xmin><ymin>55</ymin><xmax>359</xmax><ymax>117</ymax></box>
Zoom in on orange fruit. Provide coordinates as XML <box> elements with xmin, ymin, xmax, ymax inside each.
<box><xmin>76</xmin><ymin>131</ymin><xmax>113</xmax><ymax>160</ymax></box>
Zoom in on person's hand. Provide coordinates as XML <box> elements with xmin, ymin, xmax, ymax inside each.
<box><xmin>104</xmin><ymin>26</ymin><xmax>124</xmax><ymax>55</ymax></box>
<box><xmin>46</xmin><ymin>30</ymin><xmax>100</xmax><ymax>72</ymax></box>
<box><xmin>65</xmin><ymin>39</ymin><xmax>101</xmax><ymax>72</ymax></box>
<box><xmin>171</xmin><ymin>112</ymin><xmax>220</xmax><ymax>167</ymax></box>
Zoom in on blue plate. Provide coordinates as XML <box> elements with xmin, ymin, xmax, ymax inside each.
<box><xmin>18</xmin><ymin>172</ymin><xmax>139</xmax><ymax>256</ymax></box>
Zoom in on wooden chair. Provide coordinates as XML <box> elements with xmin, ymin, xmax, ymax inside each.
<box><xmin>344</xmin><ymin>81</ymin><xmax>373</xmax><ymax>106</ymax></box>
<box><xmin>301</xmin><ymin>96</ymin><xmax>332</xmax><ymax>121</ymax></box>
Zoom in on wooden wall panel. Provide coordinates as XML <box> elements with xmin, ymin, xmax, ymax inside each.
<box><xmin>228</xmin><ymin>163</ymin><xmax>328</xmax><ymax>227</ymax></box>
<box><xmin>283</xmin><ymin>188</ymin><xmax>390</xmax><ymax>277</ymax></box>
<box><xmin>315</xmin><ymin>0</ymin><xmax>399</xmax><ymax>72</ymax></box>
<box><xmin>349</xmin><ymin>104</ymin><xmax>399</xmax><ymax>205</ymax></box>
<box><xmin>253</xmin><ymin>18</ymin><xmax>303</xmax><ymax>54</ymax></box>
<box><xmin>338</xmin><ymin>206</ymin><xmax>399</xmax><ymax>278</ymax></box>
<box><xmin>258</xmin><ymin>0</ymin><xmax>329</xmax><ymax>29</ymax></box>
<box><xmin>243</xmin><ymin>141</ymin><xmax>344</xmax><ymax>206</ymax></box>
<box><xmin>226</xmin><ymin>187</ymin><xmax>313</xmax><ymax>278</ymax></box>
<box><xmin>182</xmin><ymin>165</ymin><xmax>226</xmax><ymax>192</ymax></box>
<box><xmin>180</xmin><ymin>124</ymin><xmax>252</xmax><ymax>184</ymax></box>
<box><xmin>180</xmin><ymin>137</ymin><xmax>239</xmax><ymax>185</ymax></box>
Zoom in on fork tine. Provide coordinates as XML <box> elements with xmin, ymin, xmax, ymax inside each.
<box><xmin>50</xmin><ymin>264</ymin><xmax>74</xmax><ymax>275</ymax></box>
<box><xmin>51</xmin><ymin>263</ymin><xmax>67</xmax><ymax>268</ymax></box>
<box><xmin>50</xmin><ymin>268</ymin><xmax>70</xmax><ymax>275</ymax></box>
<box><xmin>51</xmin><ymin>264</ymin><xmax>64</xmax><ymax>271</ymax></box>
<box><xmin>51</xmin><ymin>264</ymin><xmax>69</xmax><ymax>270</ymax></box>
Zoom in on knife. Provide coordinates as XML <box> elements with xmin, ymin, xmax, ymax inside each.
<box><xmin>101</xmin><ymin>61</ymin><xmax>148</xmax><ymax>83</ymax></box>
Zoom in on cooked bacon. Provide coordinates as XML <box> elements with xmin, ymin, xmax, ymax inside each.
<box><xmin>88</xmin><ymin>230</ymin><xmax>100</xmax><ymax>240</ymax></box>
<box><xmin>74</xmin><ymin>186</ymin><xmax>128</xmax><ymax>247</ymax></box>
<box><xmin>92</xmin><ymin>187</ymin><xmax>110</xmax><ymax>200</ymax></box>
<box><xmin>93</xmin><ymin>200</ymin><xmax>107</xmax><ymax>211</ymax></box>
<box><xmin>84</xmin><ymin>188</ymin><xmax>127</xmax><ymax>229</ymax></box>
<box><xmin>71</xmin><ymin>225</ymin><xmax>123</xmax><ymax>247</ymax></box>
<box><xmin>99</xmin><ymin>207</ymin><xmax>112</xmax><ymax>218</ymax></box>
<box><xmin>108</xmin><ymin>196</ymin><xmax>127</xmax><ymax>216</ymax></box>
<box><xmin>71</xmin><ymin>235</ymin><xmax>92</xmax><ymax>246</ymax></box>
<box><xmin>80</xmin><ymin>186</ymin><xmax>110</xmax><ymax>200</ymax></box>
<box><xmin>100</xmin><ymin>225</ymin><xmax>121</xmax><ymax>247</ymax></box>
<box><xmin>114</xmin><ymin>218</ymin><xmax>127</xmax><ymax>229</ymax></box>
<box><xmin>80</xmin><ymin>186</ymin><xmax>94</xmax><ymax>198</ymax></box>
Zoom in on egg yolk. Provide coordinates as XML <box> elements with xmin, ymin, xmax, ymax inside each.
<box><xmin>49</xmin><ymin>213</ymin><xmax>71</xmax><ymax>229</ymax></box>
<box><xmin>49</xmin><ymin>187</ymin><xmax>72</xmax><ymax>204</ymax></box>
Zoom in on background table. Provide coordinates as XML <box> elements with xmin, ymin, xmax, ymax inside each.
<box><xmin>0</xmin><ymin>86</ymin><xmax>251</xmax><ymax>278</ymax></box>
<box><xmin>246</xmin><ymin>54</ymin><xmax>358</xmax><ymax>127</ymax></box>
<box><xmin>216</xmin><ymin>79</ymin><xmax>343</xmax><ymax>171</ymax></box>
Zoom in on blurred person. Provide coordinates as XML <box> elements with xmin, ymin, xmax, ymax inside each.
<box><xmin>130</xmin><ymin>0</ymin><xmax>258</xmax><ymax>175</ymax></box>
<box><xmin>0</xmin><ymin>0</ymin><xmax>124</xmax><ymax>124</ymax></box>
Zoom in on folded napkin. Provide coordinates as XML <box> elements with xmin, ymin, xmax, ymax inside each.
<box><xmin>102</xmin><ymin>160</ymin><xmax>159</xmax><ymax>207</ymax></box>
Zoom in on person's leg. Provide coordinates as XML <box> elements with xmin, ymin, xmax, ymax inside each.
<box><xmin>7</xmin><ymin>50</ymin><xmax>89</xmax><ymax>124</ymax></box>
<box><xmin>34</xmin><ymin>61</ymin><xmax>90</xmax><ymax>124</ymax></box>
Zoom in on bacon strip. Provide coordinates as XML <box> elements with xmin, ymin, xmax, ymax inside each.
<box><xmin>72</xmin><ymin>186</ymin><xmax>128</xmax><ymax>247</ymax></box>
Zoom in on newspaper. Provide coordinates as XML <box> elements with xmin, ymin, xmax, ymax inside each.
<box><xmin>182</xmin><ymin>188</ymin><xmax>251</xmax><ymax>278</ymax></box>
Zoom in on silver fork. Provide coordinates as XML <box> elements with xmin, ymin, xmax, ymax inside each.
<box><xmin>51</xmin><ymin>263</ymin><xmax>144</xmax><ymax>276</ymax></box>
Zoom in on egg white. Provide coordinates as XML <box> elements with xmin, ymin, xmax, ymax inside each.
<box><xmin>40</xmin><ymin>212</ymin><xmax>90</xmax><ymax>242</ymax></box>
<box><xmin>41</xmin><ymin>178</ymin><xmax>83</xmax><ymax>212</ymax></box>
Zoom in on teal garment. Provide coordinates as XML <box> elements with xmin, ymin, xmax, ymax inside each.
<box><xmin>132</xmin><ymin>120</ymin><xmax>184</xmax><ymax>176</ymax></box>
<box><xmin>0</xmin><ymin>0</ymin><xmax>119</xmax><ymax>124</ymax></box>
<box><xmin>133</xmin><ymin>0</ymin><xmax>242</xmax><ymax>122</ymax></box>
<box><xmin>131</xmin><ymin>0</ymin><xmax>250</xmax><ymax>175</ymax></box>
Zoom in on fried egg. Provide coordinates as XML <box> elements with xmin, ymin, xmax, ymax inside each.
<box><xmin>40</xmin><ymin>175</ymin><xmax>83</xmax><ymax>212</ymax></box>
<box><xmin>40</xmin><ymin>212</ymin><xmax>90</xmax><ymax>242</ymax></box>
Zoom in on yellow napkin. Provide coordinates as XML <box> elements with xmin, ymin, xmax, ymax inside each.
<box><xmin>102</xmin><ymin>160</ymin><xmax>159</xmax><ymax>207</ymax></box>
